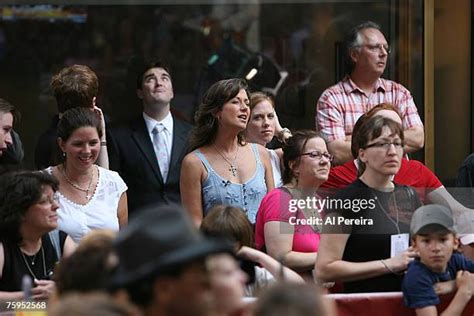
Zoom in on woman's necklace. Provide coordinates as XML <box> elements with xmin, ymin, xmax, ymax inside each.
<box><xmin>61</xmin><ymin>164</ymin><xmax>95</xmax><ymax>200</ymax></box>
<box><xmin>214</xmin><ymin>145</ymin><xmax>240</xmax><ymax>177</ymax></box>
<box><xmin>20</xmin><ymin>245</ymin><xmax>46</xmax><ymax>280</ymax></box>
<box><xmin>359</xmin><ymin>176</ymin><xmax>400</xmax><ymax>233</ymax></box>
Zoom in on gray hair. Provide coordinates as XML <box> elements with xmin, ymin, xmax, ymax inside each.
<box><xmin>344</xmin><ymin>21</ymin><xmax>383</xmax><ymax>74</ymax></box>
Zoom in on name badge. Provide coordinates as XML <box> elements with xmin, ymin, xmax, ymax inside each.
<box><xmin>391</xmin><ymin>233</ymin><xmax>409</xmax><ymax>257</ymax></box>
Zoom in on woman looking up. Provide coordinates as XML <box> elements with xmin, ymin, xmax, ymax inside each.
<box><xmin>181</xmin><ymin>79</ymin><xmax>274</xmax><ymax>226</ymax></box>
<box><xmin>46</xmin><ymin>108</ymin><xmax>128</xmax><ymax>243</ymax></box>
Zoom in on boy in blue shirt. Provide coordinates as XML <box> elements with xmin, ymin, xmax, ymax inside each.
<box><xmin>402</xmin><ymin>205</ymin><xmax>474</xmax><ymax>316</ymax></box>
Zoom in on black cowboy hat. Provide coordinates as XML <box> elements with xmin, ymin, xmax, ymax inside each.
<box><xmin>111</xmin><ymin>204</ymin><xmax>233</xmax><ymax>286</ymax></box>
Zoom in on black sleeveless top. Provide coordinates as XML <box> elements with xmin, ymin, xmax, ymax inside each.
<box><xmin>0</xmin><ymin>231</ymin><xmax>67</xmax><ymax>291</ymax></box>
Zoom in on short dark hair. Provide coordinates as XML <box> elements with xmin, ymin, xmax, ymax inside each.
<box><xmin>344</xmin><ymin>21</ymin><xmax>383</xmax><ymax>74</ymax></box>
<box><xmin>354</xmin><ymin>115</ymin><xmax>404</xmax><ymax>176</ymax></box>
<box><xmin>58</xmin><ymin>107</ymin><xmax>103</xmax><ymax>142</ymax></box>
<box><xmin>189</xmin><ymin>78</ymin><xmax>249</xmax><ymax>152</ymax></box>
<box><xmin>282</xmin><ymin>130</ymin><xmax>322</xmax><ymax>184</ymax></box>
<box><xmin>0</xmin><ymin>171</ymin><xmax>59</xmax><ymax>244</ymax></box>
<box><xmin>351</xmin><ymin>103</ymin><xmax>401</xmax><ymax>158</ymax></box>
<box><xmin>51</xmin><ymin>65</ymin><xmax>99</xmax><ymax>113</ymax></box>
<box><xmin>136</xmin><ymin>59</ymin><xmax>172</xmax><ymax>89</ymax></box>
<box><xmin>0</xmin><ymin>98</ymin><xmax>20</xmax><ymax>123</ymax></box>
<box><xmin>201</xmin><ymin>205</ymin><xmax>254</xmax><ymax>248</ymax></box>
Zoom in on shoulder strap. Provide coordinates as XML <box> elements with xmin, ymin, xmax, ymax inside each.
<box><xmin>48</xmin><ymin>229</ymin><xmax>61</xmax><ymax>261</ymax></box>
<box><xmin>250</xmin><ymin>143</ymin><xmax>262</xmax><ymax>164</ymax></box>
<box><xmin>194</xmin><ymin>149</ymin><xmax>213</xmax><ymax>172</ymax></box>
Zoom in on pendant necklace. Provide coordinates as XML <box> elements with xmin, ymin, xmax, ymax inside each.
<box><xmin>20</xmin><ymin>245</ymin><xmax>46</xmax><ymax>280</ymax></box>
<box><xmin>61</xmin><ymin>164</ymin><xmax>95</xmax><ymax>200</ymax></box>
<box><xmin>214</xmin><ymin>145</ymin><xmax>239</xmax><ymax>177</ymax></box>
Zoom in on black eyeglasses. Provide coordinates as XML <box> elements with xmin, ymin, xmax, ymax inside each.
<box><xmin>300</xmin><ymin>151</ymin><xmax>334</xmax><ymax>162</ymax></box>
<box><xmin>356</xmin><ymin>44</ymin><xmax>391</xmax><ymax>54</ymax></box>
<box><xmin>364</xmin><ymin>141</ymin><xmax>403</xmax><ymax>150</ymax></box>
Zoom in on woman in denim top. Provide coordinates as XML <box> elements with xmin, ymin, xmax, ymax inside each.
<box><xmin>181</xmin><ymin>79</ymin><xmax>274</xmax><ymax>226</ymax></box>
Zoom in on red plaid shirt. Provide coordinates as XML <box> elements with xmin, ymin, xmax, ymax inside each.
<box><xmin>316</xmin><ymin>76</ymin><xmax>423</xmax><ymax>142</ymax></box>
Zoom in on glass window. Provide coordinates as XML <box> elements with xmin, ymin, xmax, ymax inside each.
<box><xmin>0</xmin><ymin>1</ymin><xmax>424</xmax><ymax>167</ymax></box>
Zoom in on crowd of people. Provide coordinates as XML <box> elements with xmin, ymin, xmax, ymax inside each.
<box><xmin>0</xmin><ymin>20</ymin><xmax>474</xmax><ymax>316</ymax></box>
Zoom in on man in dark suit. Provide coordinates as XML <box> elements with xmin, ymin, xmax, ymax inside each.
<box><xmin>108</xmin><ymin>61</ymin><xmax>192</xmax><ymax>216</ymax></box>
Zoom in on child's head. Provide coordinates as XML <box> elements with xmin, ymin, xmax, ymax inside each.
<box><xmin>200</xmin><ymin>205</ymin><xmax>254</xmax><ymax>249</ymax></box>
<box><xmin>455</xmin><ymin>211</ymin><xmax>474</xmax><ymax>260</ymax></box>
<box><xmin>410</xmin><ymin>205</ymin><xmax>458</xmax><ymax>273</ymax></box>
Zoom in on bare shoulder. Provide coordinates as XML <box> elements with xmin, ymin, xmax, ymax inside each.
<box><xmin>183</xmin><ymin>151</ymin><xmax>201</xmax><ymax>165</ymax></box>
<box><xmin>182</xmin><ymin>150</ymin><xmax>206</xmax><ymax>175</ymax></box>
<box><xmin>252</xmin><ymin>143</ymin><xmax>268</xmax><ymax>154</ymax></box>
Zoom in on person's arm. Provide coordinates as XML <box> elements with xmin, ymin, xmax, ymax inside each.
<box><xmin>426</xmin><ymin>187</ymin><xmax>473</xmax><ymax>218</ymax></box>
<box><xmin>263</xmin><ymin>221</ymin><xmax>316</xmax><ymax>272</ymax></box>
<box><xmin>0</xmin><ymin>130</ymin><xmax>24</xmax><ymax>164</ymax></box>
<box><xmin>327</xmin><ymin>137</ymin><xmax>353</xmax><ymax>166</ymax></box>
<box><xmin>403</xmin><ymin>125</ymin><xmax>425</xmax><ymax>154</ymax></box>
<box><xmin>180</xmin><ymin>153</ymin><xmax>205</xmax><ymax>227</ymax></box>
<box><xmin>257</xmin><ymin>145</ymin><xmax>275</xmax><ymax>193</ymax></box>
<box><xmin>237</xmin><ymin>246</ymin><xmax>304</xmax><ymax>283</ymax></box>
<box><xmin>32</xmin><ymin>279</ymin><xmax>55</xmax><ymax>300</ymax></box>
<box><xmin>439</xmin><ymin>271</ymin><xmax>474</xmax><ymax>316</ymax></box>
<box><xmin>415</xmin><ymin>306</ymin><xmax>438</xmax><ymax>316</ymax></box>
<box><xmin>117</xmin><ymin>192</ymin><xmax>128</xmax><ymax>228</ymax></box>
<box><xmin>62</xmin><ymin>236</ymin><xmax>77</xmax><ymax>258</ymax></box>
<box><xmin>0</xmin><ymin>242</ymin><xmax>24</xmax><ymax>300</ymax></box>
<box><xmin>315</xmin><ymin>233</ymin><xmax>417</xmax><ymax>282</ymax></box>
<box><xmin>274</xmin><ymin>112</ymin><xmax>292</xmax><ymax>144</ymax></box>
<box><xmin>434</xmin><ymin>280</ymin><xmax>457</xmax><ymax>295</ymax></box>
<box><xmin>316</xmin><ymin>93</ymin><xmax>351</xmax><ymax>165</ymax></box>
<box><xmin>94</xmin><ymin>106</ymin><xmax>109</xmax><ymax>169</ymax></box>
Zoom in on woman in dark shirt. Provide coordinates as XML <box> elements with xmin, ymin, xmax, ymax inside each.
<box><xmin>316</xmin><ymin>115</ymin><xmax>421</xmax><ymax>293</ymax></box>
<box><xmin>0</xmin><ymin>171</ymin><xmax>75</xmax><ymax>300</ymax></box>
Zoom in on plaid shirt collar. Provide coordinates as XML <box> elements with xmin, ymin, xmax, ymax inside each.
<box><xmin>342</xmin><ymin>75</ymin><xmax>387</xmax><ymax>95</ymax></box>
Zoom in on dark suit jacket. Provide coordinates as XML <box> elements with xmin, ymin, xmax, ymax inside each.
<box><xmin>108</xmin><ymin>115</ymin><xmax>192</xmax><ymax>216</ymax></box>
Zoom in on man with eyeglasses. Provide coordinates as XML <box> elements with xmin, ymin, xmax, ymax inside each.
<box><xmin>316</xmin><ymin>21</ymin><xmax>424</xmax><ymax>165</ymax></box>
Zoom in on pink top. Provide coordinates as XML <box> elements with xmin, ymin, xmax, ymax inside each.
<box><xmin>255</xmin><ymin>188</ymin><xmax>320</xmax><ymax>253</ymax></box>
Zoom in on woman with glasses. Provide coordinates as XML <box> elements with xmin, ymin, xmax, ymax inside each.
<box><xmin>244</xmin><ymin>92</ymin><xmax>292</xmax><ymax>188</ymax></box>
<box><xmin>255</xmin><ymin>130</ymin><xmax>331</xmax><ymax>275</ymax></box>
<box><xmin>315</xmin><ymin>115</ymin><xmax>421</xmax><ymax>293</ymax></box>
<box><xmin>0</xmin><ymin>171</ymin><xmax>76</xmax><ymax>300</ymax></box>
<box><xmin>45</xmin><ymin>108</ymin><xmax>128</xmax><ymax>243</ymax></box>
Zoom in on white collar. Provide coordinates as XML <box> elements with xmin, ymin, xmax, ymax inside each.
<box><xmin>143</xmin><ymin>111</ymin><xmax>173</xmax><ymax>134</ymax></box>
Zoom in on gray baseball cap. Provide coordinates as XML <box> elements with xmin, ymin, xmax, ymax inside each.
<box><xmin>410</xmin><ymin>204</ymin><xmax>454</xmax><ymax>235</ymax></box>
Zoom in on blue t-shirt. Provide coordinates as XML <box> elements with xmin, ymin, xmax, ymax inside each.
<box><xmin>402</xmin><ymin>252</ymin><xmax>474</xmax><ymax>308</ymax></box>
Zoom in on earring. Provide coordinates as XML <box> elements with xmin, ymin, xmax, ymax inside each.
<box><xmin>63</xmin><ymin>152</ymin><xmax>66</xmax><ymax>158</ymax></box>
<box><xmin>294</xmin><ymin>172</ymin><xmax>300</xmax><ymax>185</ymax></box>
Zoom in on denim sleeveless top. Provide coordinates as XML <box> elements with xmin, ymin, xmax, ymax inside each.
<box><xmin>195</xmin><ymin>143</ymin><xmax>267</xmax><ymax>224</ymax></box>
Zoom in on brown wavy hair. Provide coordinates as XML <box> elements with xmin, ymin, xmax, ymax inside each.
<box><xmin>188</xmin><ymin>78</ymin><xmax>249</xmax><ymax>152</ymax></box>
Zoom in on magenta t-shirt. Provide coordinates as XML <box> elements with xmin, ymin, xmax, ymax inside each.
<box><xmin>255</xmin><ymin>188</ymin><xmax>320</xmax><ymax>253</ymax></box>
